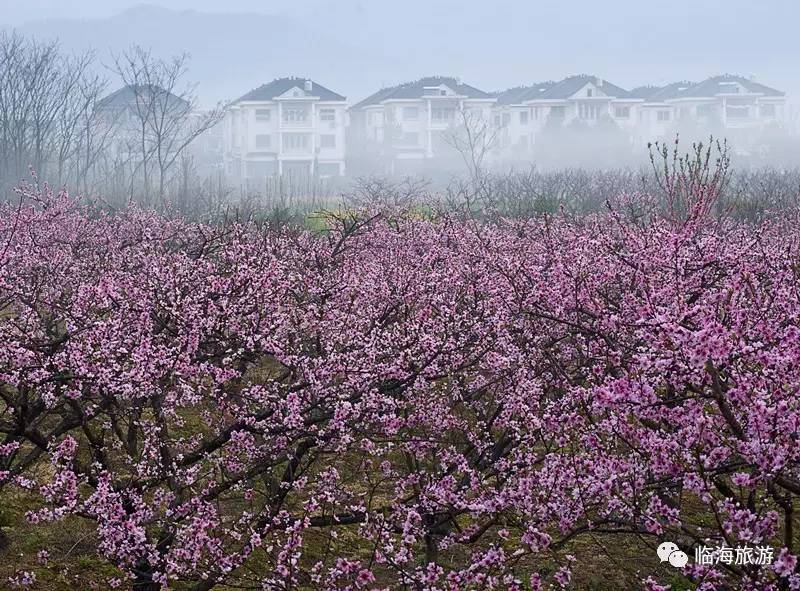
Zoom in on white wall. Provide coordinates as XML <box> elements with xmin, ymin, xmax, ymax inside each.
<box><xmin>223</xmin><ymin>99</ymin><xmax>347</xmax><ymax>177</ymax></box>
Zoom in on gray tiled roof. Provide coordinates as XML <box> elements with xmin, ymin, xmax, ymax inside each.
<box><xmin>493</xmin><ymin>82</ymin><xmax>556</xmax><ymax>106</ymax></box>
<box><xmin>235</xmin><ymin>77</ymin><xmax>346</xmax><ymax>103</ymax></box>
<box><xmin>351</xmin><ymin>86</ymin><xmax>404</xmax><ymax>109</ymax></box>
<box><xmin>677</xmin><ymin>75</ymin><xmax>784</xmax><ymax>98</ymax></box>
<box><xmin>352</xmin><ymin>76</ymin><xmax>492</xmax><ymax>109</ymax></box>
<box><xmin>631</xmin><ymin>76</ymin><xmax>784</xmax><ymax>103</ymax></box>
<box><xmin>532</xmin><ymin>75</ymin><xmax>632</xmax><ymax>100</ymax></box>
<box><xmin>628</xmin><ymin>85</ymin><xmax>662</xmax><ymax>99</ymax></box>
<box><xmin>98</xmin><ymin>85</ymin><xmax>190</xmax><ymax>110</ymax></box>
<box><xmin>640</xmin><ymin>81</ymin><xmax>696</xmax><ymax>102</ymax></box>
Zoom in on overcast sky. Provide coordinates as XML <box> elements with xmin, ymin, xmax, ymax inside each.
<box><xmin>2</xmin><ymin>1</ymin><xmax>799</xmax><ymax>107</ymax></box>
<box><xmin>2</xmin><ymin>0</ymin><xmax>298</xmax><ymax>22</ymax></box>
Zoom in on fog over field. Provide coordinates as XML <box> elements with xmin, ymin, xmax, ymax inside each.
<box><xmin>1</xmin><ymin>1</ymin><xmax>798</xmax><ymax>188</ymax></box>
<box><xmin>3</xmin><ymin>0</ymin><xmax>799</xmax><ymax>180</ymax></box>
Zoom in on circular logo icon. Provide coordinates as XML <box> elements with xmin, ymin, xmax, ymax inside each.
<box><xmin>657</xmin><ymin>542</ymin><xmax>679</xmax><ymax>562</ymax></box>
<box><xmin>656</xmin><ymin>542</ymin><xmax>689</xmax><ymax>569</ymax></box>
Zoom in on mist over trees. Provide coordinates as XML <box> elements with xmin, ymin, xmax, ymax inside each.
<box><xmin>1</xmin><ymin>29</ymin><xmax>799</xmax><ymax>210</ymax></box>
<box><xmin>0</xmin><ymin>32</ymin><xmax>222</xmax><ymax>208</ymax></box>
<box><xmin>0</xmin><ymin>32</ymin><xmax>105</xmax><ymax>193</ymax></box>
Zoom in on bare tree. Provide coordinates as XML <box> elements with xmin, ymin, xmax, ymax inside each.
<box><xmin>347</xmin><ymin>175</ymin><xmax>432</xmax><ymax>209</ymax></box>
<box><xmin>442</xmin><ymin>108</ymin><xmax>500</xmax><ymax>184</ymax></box>
<box><xmin>109</xmin><ymin>45</ymin><xmax>225</xmax><ymax>204</ymax></box>
<box><xmin>54</xmin><ymin>57</ymin><xmax>109</xmax><ymax>194</ymax></box>
<box><xmin>0</xmin><ymin>32</ymin><xmax>107</xmax><ymax>195</ymax></box>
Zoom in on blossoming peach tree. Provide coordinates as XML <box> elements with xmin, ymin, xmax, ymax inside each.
<box><xmin>0</xmin><ymin>180</ymin><xmax>798</xmax><ymax>590</ymax></box>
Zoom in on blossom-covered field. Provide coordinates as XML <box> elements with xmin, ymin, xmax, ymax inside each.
<box><xmin>0</xmin><ymin>179</ymin><xmax>799</xmax><ymax>590</ymax></box>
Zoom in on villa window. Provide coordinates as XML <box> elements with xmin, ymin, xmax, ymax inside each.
<box><xmin>283</xmin><ymin>133</ymin><xmax>309</xmax><ymax>150</ymax></box>
<box><xmin>320</xmin><ymin>134</ymin><xmax>336</xmax><ymax>148</ymax></box>
<box><xmin>402</xmin><ymin>107</ymin><xmax>419</xmax><ymax>120</ymax></box>
<box><xmin>520</xmin><ymin>111</ymin><xmax>529</xmax><ymax>125</ymax></box>
<box><xmin>579</xmin><ymin>104</ymin><xmax>600</xmax><ymax>119</ymax></box>
<box><xmin>726</xmin><ymin>105</ymin><xmax>749</xmax><ymax>118</ymax></box>
<box><xmin>319</xmin><ymin>109</ymin><xmax>335</xmax><ymax>121</ymax></box>
<box><xmin>587</xmin><ymin>88</ymin><xmax>593</xmax><ymax>97</ymax></box>
<box><xmin>614</xmin><ymin>106</ymin><xmax>630</xmax><ymax>118</ymax></box>
<box><xmin>697</xmin><ymin>104</ymin><xmax>714</xmax><ymax>117</ymax></box>
<box><xmin>282</xmin><ymin>108</ymin><xmax>309</xmax><ymax>123</ymax></box>
<box><xmin>760</xmin><ymin>104</ymin><xmax>776</xmax><ymax>118</ymax></box>
<box><xmin>432</xmin><ymin>107</ymin><xmax>456</xmax><ymax>121</ymax></box>
<box><xmin>657</xmin><ymin>110</ymin><xmax>671</xmax><ymax>122</ymax></box>
<box><xmin>255</xmin><ymin>109</ymin><xmax>271</xmax><ymax>121</ymax></box>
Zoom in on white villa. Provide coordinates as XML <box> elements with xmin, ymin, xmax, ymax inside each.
<box><xmin>97</xmin><ymin>84</ymin><xmax>192</xmax><ymax>160</ymax></box>
<box><xmin>348</xmin><ymin>76</ymin><xmax>496</xmax><ymax>172</ymax></box>
<box><xmin>490</xmin><ymin>73</ymin><xmax>787</xmax><ymax>160</ymax></box>
<box><xmin>628</xmin><ymin>81</ymin><xmax>694</xmax><ymax>141</ymax></box>
<box><xmin>222</xmin><ymin>77</ymin><xmax>348</xmax><ymax>180</ymax></box>
<box><xmin>631</xmin><ymin>75</ymin><xmax>787</xmax><ymax>144</ymax></box>
<box><xmin>492</xmin><ymin>75</ymin><xmax>642</xmax><ymax>158</ymax></box>
<box><xmin>217</xmin><ymin>73</ymin><xmax>787</xmax><ymax>178</ymax></box>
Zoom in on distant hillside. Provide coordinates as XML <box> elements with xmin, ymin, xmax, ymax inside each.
<box><xmin>6</xmin><ymin>1</ymin><xmax>800</xmax><ymax>108</ymax></box>
<box><xmin>10</xmin><ymin>4</ymin><xmax>395</xmax><ymax>106</ymax></box>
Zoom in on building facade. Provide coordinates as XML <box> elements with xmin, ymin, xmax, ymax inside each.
<box><xmin>633</xmin><ymin>75</ymin><xmax>787</xmax><ymax>145</ymax></box>
<box><xmin>492</xmin><ymin>75</ymin><xmax>644</xmax><ymax>160</ymax></box>
<box><xmin>97</xmin><ymin>84</ymin><xmax>192</xmax><ymax>161</ymax></box>
<box><xmin>348</xmin><ymin>76</ymin><xmax>496</xmax><ymax>173</ymax></box>
<box><xmin>491</xmin><ymin>81</ymin><xmax>554</xmax><ymax>159</ymax></box>
<box><xmin>219</xmin><ymin>74</ymin><xmax>788</xmax><ymax>178</ymax></box>
<box><xmin>223</xmin><ymin>77</ymin><xmax>347</xmax><ymax>181</ymax></box>
<box><xmin>629</xmin><ymin>82</ymin><xmax>693</xmax><ymax>142</ymax></box>
<box><xmin>491</xmin><ymin>74</ymin><xmax>788</xmax><ymax>161</ymax></box>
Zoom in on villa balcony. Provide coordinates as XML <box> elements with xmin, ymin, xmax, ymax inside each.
<box><xmin>281</xmin><ymin>148</ymin><xmax>314</xmax><ymax>158</ymax></box>
<box><xmin>429</xmin><ymin>118</ymin><xmax>457</xmax><ymax>129</ymax></box>
<box><xmin>279</xmin><ymin>119</ymin><xmax>313</xmax><ymax>130</ymax></box>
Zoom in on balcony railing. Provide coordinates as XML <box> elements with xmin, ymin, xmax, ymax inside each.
<box><xmin>429</xmin><ymin>118</ymin><xmax>456</xmax><ymax>129</ymax></box>
<box><xmin>280</xmin><ymin>119</ymin><xmax>313</xmax><ymax>129</ymax></box>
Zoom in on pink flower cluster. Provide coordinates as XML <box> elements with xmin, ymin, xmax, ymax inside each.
<box><xmin>0</xmin><ymin>182</ymin><xmax>798</xmax><ymax>589</ymax></box>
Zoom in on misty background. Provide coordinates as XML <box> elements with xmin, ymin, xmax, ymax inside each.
<box><xmin>3</xmin><ymin>0</ymin><xmax>799</xmax><ymax>108</ymax></box>
<box><xmin>0</xmin><ymin>0</ymin><xmax>798</xmax><ymax>218</ymax></box>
